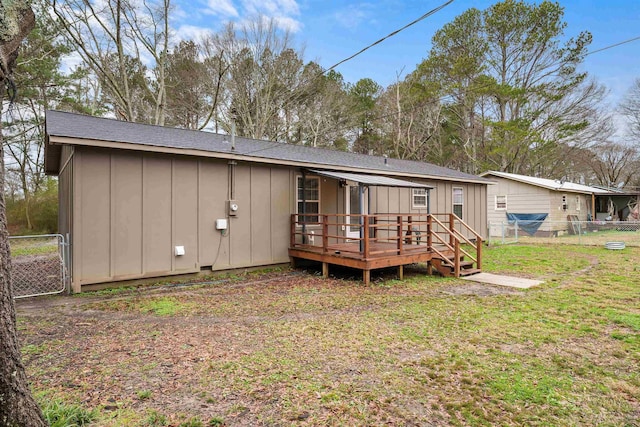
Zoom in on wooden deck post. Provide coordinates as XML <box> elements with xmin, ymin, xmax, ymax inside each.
<box><xmin>322</xmin><ymin>262</ymin><xmax>329</xmax><ymax>278</ymax></box>
<box><xmin>398</xmin><ymin>265</ymin><xmax>404</xmax><ymax>280</ymax></box>
<box><xmin>454</xmin><ymin>241</ymin><xmax>460</xmax><ymax>277</ymax></box>
<box><xmin>397</xmin><ymin>216</ymin><xmax>403</xmax><ymax>255</ymax></box>
<box><xmin>449</xmin><ymin>214</ymin><xmax>455</xmax><ymax>247</ymax></box>
<box><xmin>322</xmin><ymin>214</ymin><xmax>329</xmax><ymax>252</ymax></box>
<box><xmin>363</xmin><ymin>269</ymin><xmax>370</xmax><ymax>285</ymax></box>
<box><xmin>363</xmin><ymin>215</ymin><xmax>370</xmax><ymax>259</ymax></box>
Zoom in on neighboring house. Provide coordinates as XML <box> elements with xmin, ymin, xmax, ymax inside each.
<box><xmin>480</xmin><ymin>171</ymin><xmax>617</xmax><ymax>236</ymax></box>
<box><xmin>45</xmin><ymin>111</ymin><xmax>491</xmax><ymax>292</ymax></box>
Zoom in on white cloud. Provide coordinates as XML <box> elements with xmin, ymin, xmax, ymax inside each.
<box><xmin>242</xmin><ymin>0</ymin><xmax>299</xmax><ymax>16</ymax></box>
<box><xmin>238</xmin><ymin>0</ymin><xmax>302</xmax><ymax>32</ymax></box>
<box><xmin>203</xmin><ymin>0</ymin><xmax>238</xmax><ymax>17</ymax></box>
<box><xmin>333</xmin><ymin>3</ymin><xmax>376</xmax><ymax>30</ymax></box>
<box><xmin>174</xmin><ymin>24</ymin><xmax>215</xmax><ymax>43</ymax></box>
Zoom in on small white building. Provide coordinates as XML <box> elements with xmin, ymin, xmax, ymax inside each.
<box><xmin>480</xmin><ymin>171</ymin><xmax>610</xmax><ymax>237</ymax></box>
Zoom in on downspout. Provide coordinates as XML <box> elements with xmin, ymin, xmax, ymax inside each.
<box><xmin>591</xmin><ymin>193</ymin><xmax>595</xmax><ymax>221</ymax></box>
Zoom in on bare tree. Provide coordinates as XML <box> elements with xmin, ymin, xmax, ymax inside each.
<box><xmin>589</xmin><ymin>141</ymin><xmax>639</xmax><ymax>188</ymax></box>
<box><xmin>0</xmin><ymin>0</ymin><xmax>47</xmax><ymax>424</ymax></box>
<box><xmin>293</xmin><ymin>65</ymin><xmax>352</xmax><ymax>148</ymax></box>
<box><xmin>52</xmin><ymin>0</ymin><xmax>171</xmax><ymax>124</ymax></box>
<box><xmin>376</xmin><ymin>73</ymin><xmax>443</xmax><ymax>163</ymax></box>
<box><xmin>619</xmin><ymin>78</ymin><xmax>640</xmax><ymax>140</ymax></box>
<box><xmin>215</xmin><ymin>18</ymin><xmax>308</xmax><ymax>141</ymax></box>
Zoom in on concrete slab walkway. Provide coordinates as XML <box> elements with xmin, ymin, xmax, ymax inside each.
<box><xmin>461</xmin><ymin>272</ymin><xmax>543</xmax><ymax>289</ymax></box>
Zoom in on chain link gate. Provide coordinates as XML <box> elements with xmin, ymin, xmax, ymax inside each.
<box><xmin>9</xmin><ymin>234</ymin><xmax>68</xmax><ymax>299</ymax></box>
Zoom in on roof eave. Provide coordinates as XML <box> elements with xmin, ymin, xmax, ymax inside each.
<box><xmin>47</xmin><ymin>135</ymin><xmax>491</xmax><ymax>185</ymax></box>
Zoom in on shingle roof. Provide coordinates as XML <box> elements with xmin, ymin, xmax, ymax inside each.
<box><xmin>480</xmin><ymin>171</ymin><xmax>609</xmax><ymax>194</ymax></box>
<box><xmin>45</xmin><ymin>110</ymin><xmax>490</xmax><ymax>184</ymax></box>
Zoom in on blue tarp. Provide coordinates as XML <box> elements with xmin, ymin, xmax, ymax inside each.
<box><xmin>506</xmin><ymin>213</ymin><xmax>548</xmax><ymax>236</ymax></box>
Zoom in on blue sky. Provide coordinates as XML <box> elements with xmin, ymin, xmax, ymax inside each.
<box><xmin>177</xmin><ymin>0</ymin><xmax>640</xmax><ymax>105</ymax></box>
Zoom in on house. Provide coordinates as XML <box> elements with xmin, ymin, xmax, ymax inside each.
<box><xmin>479</xmin><ymin>170</ymin><xmax>635</xmax><ymax>236</ymax></box>
<box><xmin>45</xmin><ymin>111</ymin><xmax>491</xmax><ymax>292</ymax></box>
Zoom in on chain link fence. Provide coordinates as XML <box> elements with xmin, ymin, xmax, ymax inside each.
<box><xmin>9</xmin><ymin>234</ymin><xmax>68</xmax><ymax>298</ymax></box>
<box><xmin>488</xmin><ymin>220</ymin><xmax>640</xmax><ymax>247</ymax></box>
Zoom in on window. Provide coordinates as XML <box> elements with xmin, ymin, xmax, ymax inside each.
<box><xmin>297</xmin><ymin>176</ymin><xmax>320</xmax><ymax>223</ymax></box>
<box><xmin>576</xmin><ymin>196</ymin><xmax>581</xmax><ymax>211</ymax></box>
<box><xmin>495</xmin><ymin>195</ymin><xmax>507</xmax><ymax>210</ymax></box>
<box><xmin>562</xmin><ymin>195</ymin><xmax>568</xmax><ymax>211</ymax></box>
<box><xmin>453</xmin><ymin>187</ymin><xmax>464</xmax><ymax>218</ymax></box>
<box><xmin>412</xmin><ymin>188</ymin><xmax>428</xmax><ymax>208</ymax></box>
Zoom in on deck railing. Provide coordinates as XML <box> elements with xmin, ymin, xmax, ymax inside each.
<box><xmin>290</xmin><ymin>213</ymin><xmax>482</xmax><ymax>276</ymax></box>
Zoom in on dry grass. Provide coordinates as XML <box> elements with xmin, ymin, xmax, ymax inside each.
<box><xmin>17</xmin><ymin>245</ymin><xmax>640</xmax><ymax>426</ymax></box>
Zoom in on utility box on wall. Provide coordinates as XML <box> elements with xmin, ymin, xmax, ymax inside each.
<box><xmin>227</xmin><ymin>200</ymin><xmax>239</xmax><ymax>216</ymax></box>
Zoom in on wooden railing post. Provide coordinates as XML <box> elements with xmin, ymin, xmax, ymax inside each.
<box><xmin>372</xmin><ymin>216</ymin><xmax>377</xmax><ymax>239</ymax></box>
<box><xmin>397</xmin><ymin>216</ymin><xmax>403</xmax><ymax>254</ymax></box>
<box><xmin>427</xmin><ymin>215</ymin><xmax>433</xmax><ymax>249</ymax></box>
<box><xmin>290</xmin><ymin>214</ymin><xmax>296</xmax><ymax>247</ymax></box>
<box><xmin>322</xmin><ymin>214</ymin><xmax>329</xmax><ymax>252</ymax></box>
<box><xmin>363</xmin><ymin>215</ymin><xmax>370</xmax><ymax>259</ymax></box>
<box><xmin>407</xmin><ymin>215</ymin><xmax>413</xmax><ymax>244</ymax></box>
<box><xmin>454</xmin><ymin>240</ymin><xmax>460</xmax><ymax>277</ymax></box>
<box><xmin>476</xmin><ymin>236</ymin><xmax>482</xmax><ymax>269</ymax></box>
<box><xmin>449</xmin><ymin>214</ymin><xmax>455</xmax><ymax>247</ymax></box>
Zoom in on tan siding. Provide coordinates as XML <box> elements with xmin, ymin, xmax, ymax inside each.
<box><xmin>112</xmin><ymin>154</ymin><xmax>143</xmax><ymax>276</ymax></box>
<box><xmin>250</xmin><ymin>166</ymin><xmax>272</xmax><ymax>263</ymax></box>
<box><xmin>198</xmin><ymin>159</ymin><xmax>228</xmax><ymax>268</ymax></box>
<box><xmin>270</xmin><ymin>167</ymin><xmax>291</xmax><ymax>262</ymax></box>
<box><xmin>142</xmin><ymin>156</ymin><xmax>173</xmax><ymax>273</ymax></box>
<box><xmin>77</xmin><ymin>150</ymin><xmax>111</xmax><ymax>282</ymax></box>
<box><xmin>230</xmin><ymin>164</ymin><xmax>252</xmax><ymax>266</ymax></box>
<box><xmin>172</xmin><ymin>159</ymin><xmax>199</xmax><ymax>272</ymax></box>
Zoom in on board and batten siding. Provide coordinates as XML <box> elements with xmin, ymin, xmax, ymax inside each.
<box><xmin>369</xmin><ymin>182</ymin><xmax>487</xmax><ymax>238</ymax></box>
<box><xmin>70</xmin><ymin>147</ymin><xmax>294</xmax><ymax>291</ymax></box>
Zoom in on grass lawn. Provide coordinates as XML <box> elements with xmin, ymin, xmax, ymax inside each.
<box><xmin>16</xmin><ymin>244</ymin><xmax>640</xmax><ymax>426</ymax></box>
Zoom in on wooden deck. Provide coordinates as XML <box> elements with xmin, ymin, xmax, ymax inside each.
<box><xmin>289</xmin><ymin>213</ymin><xmax>483</xmax><ymax>284</ymax></box>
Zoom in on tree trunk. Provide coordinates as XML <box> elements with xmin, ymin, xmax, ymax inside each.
<box><xmin>0</xmin><ymin>1</ymin><xmax>47</xmax><ymax>425</ymax></box>
<box><xmin>0</xmin><ymin>96</ymin><xmax>47</xmax><ymax>427</ymax></box>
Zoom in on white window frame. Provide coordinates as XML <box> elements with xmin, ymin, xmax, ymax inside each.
<box><xmin>576</xmin><ymin>195</ymin><xmax>581</xmax><ymax>211</ymax></box>
<box><xmin>495</xmin><ymin>195</ymin><xmax>507</xmax><ymax>211</ymax></box>
<box><xmin>296</xmin><ymin>175</ymin><xmax>321</xmax><ymax>225</ymax></box>
<box><xmin>453</xmin><ymin>187</ymin><xmax>464</xmax><ymax>219</ymax></box>
<box><xmin>412</xmin><ymin>188</ymin><xmax>428</xmax><ymax>209</ymax></box>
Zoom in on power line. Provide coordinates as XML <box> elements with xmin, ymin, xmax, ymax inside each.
<box><xmin>241</xmin><ymin>0</ymin><xmax>456</xmax><ymax>156</ymax></box>
<box><xmin>345</xmin><ymin>33</ymin><xmax>640</xmax><ymax>129</ymax></box>
<box><xmin>322</xmin><ymin>0</ymin><xmax>455</xmax><ymax>75</ymax></box>
<box><xmin>586</xmin><ymin>35</ymin><xmax>640</xmax><ymax>57</ymax></box>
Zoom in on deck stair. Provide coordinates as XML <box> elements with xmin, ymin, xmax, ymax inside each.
<box><xmin>431</xmin><ymin>255</ymin><xmax>481</xmax><ymax>277</ymax></box>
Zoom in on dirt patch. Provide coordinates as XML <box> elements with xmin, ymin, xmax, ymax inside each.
<box><xmin>440</xmin><ymin>283</ymin><xmax>523</xmax><ymax>297</ymax></box>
